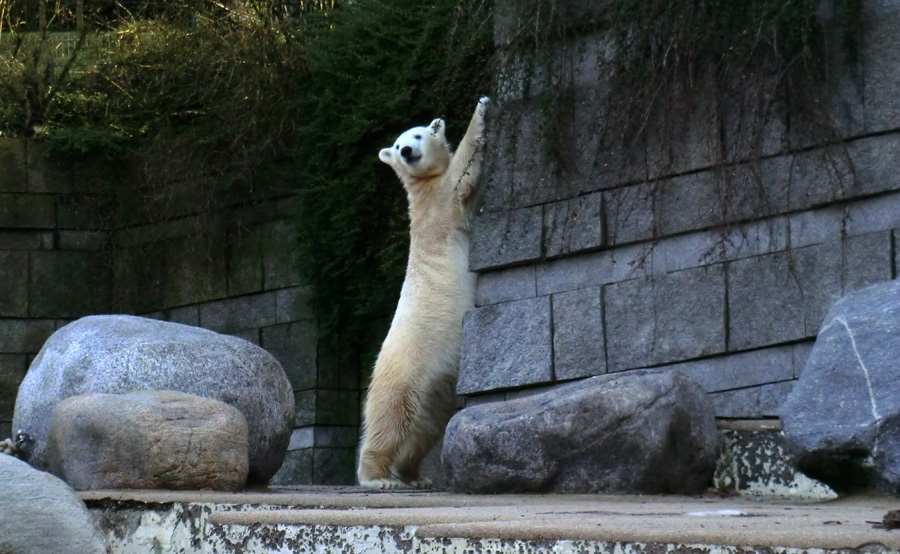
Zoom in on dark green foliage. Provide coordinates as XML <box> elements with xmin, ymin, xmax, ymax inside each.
<box><xmin>292</xmin><ymin>0</ymin><xmax>494</xmax><ymax>377</ymax></box>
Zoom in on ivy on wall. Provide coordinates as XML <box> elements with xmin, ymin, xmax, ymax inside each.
<box><xmin>0</xmin><ymin>0</ymin><xmax>493</xmax><ymax>385</ymax></box>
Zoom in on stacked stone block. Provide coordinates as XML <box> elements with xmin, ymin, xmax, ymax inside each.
<box><xmin>460</xmin><ymin>0</ymin><xmax>900</xmax><ymax>419</ymax></box>
<box><xmin>0</xmin><ymin>140</ymin><xmax>111</xmax><ymax>439</ymax></box>
<box><xmin>0</xmin><ymin>139</ymin><xmax>357</xmax><ymax>484</ymax></box>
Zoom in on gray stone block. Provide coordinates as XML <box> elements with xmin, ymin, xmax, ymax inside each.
<box><xmin>294</xmin><ymin>390</ymin><xmax>315</xmax><ymax>426</ymax></box>
<box><xmin>604</xmin><ymin>183</ymin><xmax>655</xmax><ymax>246</ymax></box>
<box><xmin>458</xmin><ymin>296</ymin><xmax>552</xmax><ymax>394</ymax></box>
<box><xmin>788</xmin><ymin>206</ymin><xmax>845</xmax><ymax>249</ymax></box>
<box><xmin>720</xmin><ymin>156</ymin><xmax>792</xmax><ymax>223</ymax></box>
<box><xmin>727</xmin><ymin>244</ymin><xmax>841</xmax><ymax>350</ymax></box>
<box><xmin>110</xmin><ymin>243</ymin><xmax>167</xmax><ymax>314</ymax></box>
<box><xmin>788</xmin><ymin>147</ymin><xmax>854</xmax><ymax>211</ymax></box>
<box><xmin>316</xmin><ymin>389</ymin><xmax>359</xmax><ymax>426</ymax></box>
<box><xmin>314</xmin><ymin>426</ymin><xmax>358</xmax><ymax>448</ymax></box>
<box><xmin>645</xmin><ymin>75</ymin><xmax>720</xmax><ymax>178</ymax></box>
<box><xmin>0</xmin><ymin>355</ymin><xmax>27</xmax><ymax>419</ymax></box>
<box><xmin>709</xmin><ymin>381</ymin><xmax>793</xmax><ymax>419</ymax></box>
<box><xmin>164</xmin><ymin>234</ymin><xmax>228</xmax><ymax>307</ymax></box>
<box><xmin>0</xmin><ymin>320</ymin><xmax>57</xmax><ymax>353</ymax></box>
<box><xmin>719</xmin><ymin>76</ymin><xmax>790</xmax><ymax>162</ymax></box>
<box><xmin>275</xmin><ymin>286</ymin><xmax>314</xmax><ymax>324</ymax></box>
<box><xmin>227</xmin><ymin>226</ymin><xmax>263</xmax><ymax>296</ymax></box>
<box><xmin>0</xmin><ymin>231</ymin><xmax>42</xmax><ymax>250</ymax></box>
<box><xmin>0</xmin><ymin>251</ymin><xmax>27</xmax><ymax>317</ymax></box>
<box><xmin>261</xmin><ymin>321</ymin><xmax>317</xmax><ymax>390</ymax></box>
<box><xmin>167</xmin><ymin>305</ymin><xmax>200</xmax><ymax>327</ymax></box>
<box><xmin>658</xmin><ymin>171</ymin><xmax>723</xmax><ymax>236</ymax></box>
<box><xmin>263</xmin><ymin>220</ymin><xmax>302</xmax><ymax>290</ymax></box>
<box><xmin>56</xmin><ymin>194</ymin><xmax>106</xmax><ymax>230</ymax></box>
<box><xmin>0</xmin><ymin>139</ymin><xmax>27</xmax><ymax>192</ymax></box>
<box><xmin>543</xmin><ymin>192</ymin><xmax>604</xmax><ymax>258</ymax></box>
<box><xmin>28</xmin><ymin>251</ymin><xmax>109</xmax><ymax>318</ymax></box>
<box><xmin>56</xmin><ymin>231</ymin><xmax>107</xmax><ymax>251</ymax></box>
<box><xmin>651</xmin><ymin>218</ymin><xmax>788</xmax><ymax>274</ymax></box>
<box><xmin>475</xmin><ymin>266</ymin><xmax>536</xmax><ymax>306</ymax></box>
<box><xmin>200</xmin><ymin>292</ymin><xmax>277</xmax><ymax>334</ymax></box>
<box><xmin>602</xmin><ymin>277</ymin><xmax>655</xmax><ymax>372</ymax></box>
<box><xmin>536</xmin><ymin>243</ymin><xmax>652</xmax><ymax>296</ymax></box>
<box><xmin>605</xmin><ymin>265</ymin><xmax>726</xmax><ymax>372</ymax></box>
<box><xmin>844</xmin><ymin>190</ymin><xmax>900</xmax><ymax>238</ymax></box>
<box><xmin>846</xmin><ymin>134</ymin><xmax>900</xmax><ymax>200</ymax></box>
<box><xmin>669</xmin><ymin>344</ymin><xmax>800</xmax><ymax>394</ymax></box>
<box><xmin>480</xmin><ymin>101</ymin><xmax>565</xmax><ymax>212</ymax></box>
<box><xmin>0</xmin><ymin>194</ymin><xmax>55</xmax><ymax>229</ymax></box>
<box><xmin>229</xmin><ymin>328</ymin><xmax>260</xmax><ymax>345</ymax></box>
<box><xmin>288</xmin><ymin>427</ymin><xmax>314</xmax><ymax>450</ymax></box>
<box><xmin>863</xmin><ymin>6</ymin><xmax>900</xmax><ymax>132</ymax></box>
<box><xmin>843</xmin><ymin>232</ymin><xmax>894</xmax><ymax>296</ymax></box>
<box><xmin>269</xmin><ymin>448</ymin><xmax>313</xmax><ymax>485</ymax></box>
<box><xmin>552</xmin><ymin>287</ymin><xmax>605</xmax><ymax>380</ymax></box>
<box><xmin>312</xmin><ymin>447</ymin><xmax>355</xmax><ymax>485</ymax></box>
<box><xmin>25</xmin><ymin>142</ymin><xmax>71</xmax><ymax>193</ymax></box>
<box><xmin>469</xmin><ymin>206</ymin><xmax>543</xmax><ymax>271</ymax></box>
<box><xmin>464</xmin><ymin>392</ymin><xmax>506</xmax><ymax>407</ymax></box>
<box><xmin>792</xmin><ymin>341</ymin><xmax>814</xmax><ymax>378</ymax></box>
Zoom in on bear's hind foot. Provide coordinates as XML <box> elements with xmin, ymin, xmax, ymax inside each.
<box><xmin>359</xmin><ymin>477</ymin><xmax>411</xmax><ymax>490</ymax></box>
<box><xmin>408</xmin><ymin>477</ymin><xmax>432</xmax><ymax>489</ymax></box>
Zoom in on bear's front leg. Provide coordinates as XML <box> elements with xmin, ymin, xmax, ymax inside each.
<box><xmin>450</xmin><ymin>96</ymin><xmax>490</xmax><ymax>205</ymax></box>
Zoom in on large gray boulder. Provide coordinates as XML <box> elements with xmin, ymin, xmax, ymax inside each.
<box><xmin>442</xmin><ymin>369</ymin><xmax>718</xmax><ymax>493</ymax></box>
<box><xmin>782</xmin><ymin>279</ymin><xmax>900</xmax><ymax>494</ymax></box>
<box><xmin>13</xmin><ymin>315</ymin><xmax>294</xmax><ymax>484</ymax></box>
<box><xmin>47</xmin><ymin>391</ymin><xmax>250</xmax><ymax>491</ymax></box>
<box><xmin>0</xmin><ymin>454</ymin><xmax>109</xmax><ymax>554</ymax></box>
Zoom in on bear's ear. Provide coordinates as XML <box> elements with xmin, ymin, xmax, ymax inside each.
<box><xmin>429</xmin><ymin>119</ymin><xmax>445</xmax><ymax>139</ymax></box>
<box><xmin>379</xmin><ymin>148</ymin><xmax>393</xmax><ymax>164</ymax></box>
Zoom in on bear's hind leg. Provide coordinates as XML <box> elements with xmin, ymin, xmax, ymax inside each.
<box><xmin>357</xmin><ymin>386</ymin><xmax>418</xmax><ymax>489</ymax></box>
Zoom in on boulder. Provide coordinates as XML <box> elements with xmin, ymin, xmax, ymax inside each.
<box><xmin>442</xmin><ymin>369</ymin><xmax>718</xmax><ymax>493</ymax></box>
<box><xmin>13</xmin><ymin>315</ymin><xmax>294</xmax><ymax>484</ymax></box>
<box><xmin>46</xmin><ymin>390</ymin><xmax>249</xmax><ymax>491</ymax></box>
<box><xmin>0</xmin><ymin>454</ymin><xmax>109</xmax><ymax>554</ymax></box>
<box><xmin>782</xmin><ymin>278</ymin><xmax>900</xmax><ymax>494</ymax></box>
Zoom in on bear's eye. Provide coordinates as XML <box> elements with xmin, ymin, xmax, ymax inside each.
<box><xmin>395</xmin><ymin>145</ymin><xmax>399</xmax><ymax>150</ymax></box>
<box><xmin>414</xmin><ymin>134</ymin><xmax>422</xmax><ymax>140</ymax></box>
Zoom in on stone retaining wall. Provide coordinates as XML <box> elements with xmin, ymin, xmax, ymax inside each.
<box><xmin>0</xmin><ymin>140</ymin><xmax>356</xmax><ymax>484</ymax></box>
<box><xmin>459</xmin><ymin>0</ymin><xmax>900</xmax><ymax>417</ymax></box>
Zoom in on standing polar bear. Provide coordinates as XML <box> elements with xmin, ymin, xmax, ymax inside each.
<box><xmin>357</xmin><ymin>97</ymin><xmax>490</xmax><ymax>489</ymax></box>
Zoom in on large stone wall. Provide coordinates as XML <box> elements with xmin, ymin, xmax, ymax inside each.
<box><xmin>0</xmin><ymin>140</ymin><xmax>357</xmax><ymax>485</ymax></box>
<box><xmin>460</xmin><ymin>0</ymin><xmax>900</xmax><ymax>417</ymax></box>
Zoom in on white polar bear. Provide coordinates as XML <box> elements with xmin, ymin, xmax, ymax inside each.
<box><xmin>357</xmin><ymin>97</ymin><xmax>489</xmax><ymax>489</ymax></box>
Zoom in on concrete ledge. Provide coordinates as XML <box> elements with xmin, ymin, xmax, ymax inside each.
<box><xmin>83</xmin><ymin>488</ymin><xmax>900</xmax><ymax>553</ymax></box>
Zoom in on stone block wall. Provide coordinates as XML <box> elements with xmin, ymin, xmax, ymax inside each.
<box><xmin>460</xmin><ymin>0</ymin><xmax>900</xmax><ymax>419</ymax></box>
<box><xmin>0</xmin><ymin>139</ymin><xmax>357</xmax><ymax>485</ymax></box>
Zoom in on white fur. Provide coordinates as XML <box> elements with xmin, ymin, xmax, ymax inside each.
<box><xmin>358</xmin><ymin>98</ymin><xmax>489</xmax><ymax>489</ymax></box>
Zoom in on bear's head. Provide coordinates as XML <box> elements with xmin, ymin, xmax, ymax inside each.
<box><xmin>379</xmin><ymin>118</ymin><xmax>452</xmax><ymax>184</ymax></box>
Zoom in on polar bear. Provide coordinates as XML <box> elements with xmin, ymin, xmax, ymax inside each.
<box><xmin>357</xmin><ymin>97</ymin><xmax>490</xmax><ymax>489</ymax></box>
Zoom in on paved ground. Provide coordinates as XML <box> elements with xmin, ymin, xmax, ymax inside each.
<box><xmin>80</xmin><ymin>487</ymin><xmax>900</xmax><ymax>551</ymax></box>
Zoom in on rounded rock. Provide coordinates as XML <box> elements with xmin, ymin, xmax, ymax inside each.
<box><xmin>13</xmin><ymin>315</ymin><xmax>294</xmax><ymax>484</ymax></box>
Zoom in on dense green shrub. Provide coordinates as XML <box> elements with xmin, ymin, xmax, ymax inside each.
<box><xmin>290</xmin><ymin>0</ymin><xmax>493</xmax><ymax>375</ymax></box>
<box><xmin>0</xmin><ymin>0</ymin><xmax>493</xmax><ymax>382</ymax></box>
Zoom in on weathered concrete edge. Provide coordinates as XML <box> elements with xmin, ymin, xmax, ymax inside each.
<box><xmin>207</xmin><ymin>521</ymin><xmax>899</xmax><ymax>554</ymax></box>
<box><xmin>207</xmin><ymin>511</ymin><xmax>898</xmax><ymax>551</ymax></box>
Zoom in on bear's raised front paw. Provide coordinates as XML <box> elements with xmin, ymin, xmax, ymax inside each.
<box><xmin>359</xmin><ymin>477</ymin><xmax>410</xmax><ymax>490</ymax></box>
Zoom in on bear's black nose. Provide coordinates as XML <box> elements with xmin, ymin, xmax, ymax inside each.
<box><xmin>400</xmin><ymin>146</ymin><xmax>412</xmax><ymax>159</ymax></box>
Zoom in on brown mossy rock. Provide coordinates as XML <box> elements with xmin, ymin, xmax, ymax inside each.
<box><xmin>47</xmin><ymin>390</ymin><xmax>249</xmax><ymax>491</ymax></box>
